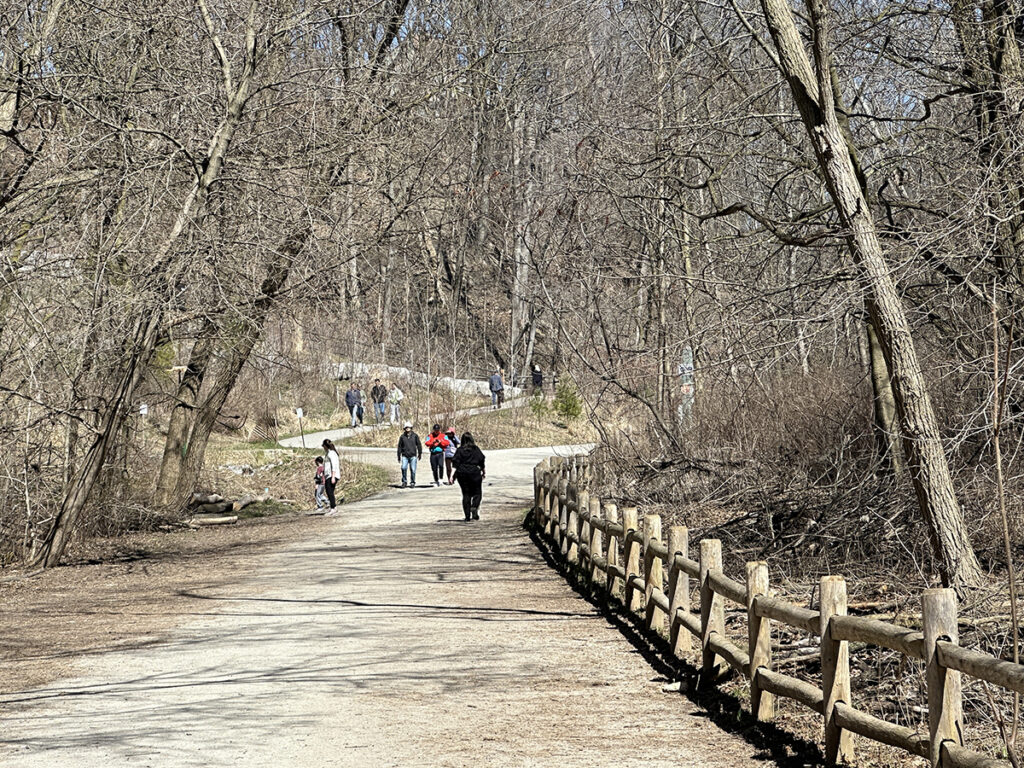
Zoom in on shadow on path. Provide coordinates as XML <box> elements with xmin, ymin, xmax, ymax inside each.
<box><xmin>527</xmin><ymin>521</ymin><xmax>825</xmax><ymax>768</ymax></box>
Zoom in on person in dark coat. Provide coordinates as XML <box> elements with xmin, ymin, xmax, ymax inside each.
<box><xmin>451</xmin><ymin>432</ymin><xmax>486</xmax><ymax>521</ymax></box>
<box><xmin>397</xmin><ymin>422</ymin><xmax>422</xmax><ymax>487</ymax></box>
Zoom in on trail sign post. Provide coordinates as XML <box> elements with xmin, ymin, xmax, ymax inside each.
<box><xmin>296</xmin><ymin>407</ymin><xmax>306</xmax><ymax>449</ymax></box>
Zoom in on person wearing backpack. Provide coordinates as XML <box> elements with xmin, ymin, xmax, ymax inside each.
<box><xmin>424</xmin><ymin>424</ymin><xmax>450</xmax><ymax>486</ymax></box>
<box><xmin>452</xmin><ymin>432</ymin><xmax>486</xmax><ymax>520</ymax></box>
<box><xmin>442</xmin><ymin>427</ymin><xmax>460</xmax><ymax>485</ymax></box>
<box><xmin>370</xmin><ymin>379</ymin><xmax>388</xmax><ymax>423</ymax></box>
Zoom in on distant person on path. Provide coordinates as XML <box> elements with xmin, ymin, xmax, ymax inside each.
<box><xmin>388</xmin><ymin>383</ymin><xmax>404</xmax><ymax>424</ymax></box>
<box><xmin>322</xmin><ymin>439</ymin><xmax>342</xmax><ymax>515</ymax></box>
<box><xmin>531</xmin><ymin>365</ymin><xmax>543</xmax><ymax>395</ymax></box>
<box><xmin>424</xmin><ymin>424</ymin><xmax>450</xmax><ymax>486</ymax></box>
<box><xmin>443</xmin><ymin>427</ymin><xmax>460</xmax><ymax>485</ymax></box>
<box><xmin>370</xmin><ymin>379</ymin><xmax>388</xmax><ymax>423</ymax></box>
<box><xmin>314</xmin><ymin>456</ymin><xmax>327</xmax><ymax>510</ymax></box>
<box><xmin>345</xmin><ymin>383</ymin><xmax>362</xmax><ymax>427</ymax></box>
<box><xmin>452</xmin><ymin>432</ymin><xmax>486</xmax><ymax>521</ymax></box>
<box><xmin>488</xmin><ymin>369</ymin><xmax>504</xmax><ymax>409</ymax></box>
<box><xmin>397</xmin><ymin>422</ymin><xmax>422</xmax><ymax>488</ymax></box>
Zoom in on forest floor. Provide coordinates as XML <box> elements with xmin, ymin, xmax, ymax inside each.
<box><xmin>0</xmin><ymin>446</ymin><xmax>780</xmax><ymax>768</ymax></box>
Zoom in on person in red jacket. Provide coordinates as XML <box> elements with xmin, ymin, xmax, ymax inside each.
<box><xmin>424</xmin><ymin>424</ymin><xmax>450</xmax><ymax>487</ymax></box>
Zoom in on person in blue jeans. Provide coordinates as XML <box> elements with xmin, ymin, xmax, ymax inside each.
<box><xmin>370</xmin><ymin>379</ymin><xmax>388</xmax><ymax>423</ymax></box>
<box><xmin>488</xmin><ymin>370</ymin><xmax>504</xmax><ymax>409</ymax></box>
<box><xmin>396</xmin><ymin>422</ymin><xmax>422</xmax><ymax>488</ymax></box>
<box><xmin>345</xmin><ymin>383</ymin><xmax>362</xmax><ymax>427</ymax></box>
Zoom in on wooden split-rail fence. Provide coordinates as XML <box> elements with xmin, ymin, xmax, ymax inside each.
<box><xmin>533</xmin><ymin>454</ymin><xmax>1024</xmax><ymax>768</ymax></box>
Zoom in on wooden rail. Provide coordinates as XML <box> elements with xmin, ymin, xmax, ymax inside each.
<box><xmin>533</xmin><ymin>454</ymin><xmax>1022</xmax><ymax>768</ymax></box>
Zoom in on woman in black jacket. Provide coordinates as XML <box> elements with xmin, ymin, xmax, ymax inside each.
<box><xmin>451</xmin><ymin>432</ymin><xmax>486</xmax><ymax>521</ymax></box>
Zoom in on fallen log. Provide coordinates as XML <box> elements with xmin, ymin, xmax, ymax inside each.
<box><xmin>190</xmin><ymin>492</ymin><xmax>227</xmax><ymax>506</ymax></box>
<box><xmin>187</xmin><ymin>515</ymin><xmax>239</xmax><ymax>528</ymax></box>
<box><xmin>231</xmin><ymin>492</ymin><xmax>271</xmax><ymax>512</ymax></box>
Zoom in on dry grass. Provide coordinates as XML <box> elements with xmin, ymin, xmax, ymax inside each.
<box><xmin>339</xmin><ymin>402</ymin><xmax>596</xmax><ymax>450</ymax></box>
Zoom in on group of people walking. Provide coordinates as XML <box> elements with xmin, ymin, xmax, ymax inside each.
<box><xmin>397</xmin><ymin>422</ymin><xmax>486</xmax><ymax>520</ymax></box>
<box><xmin>344</xmin><ymin>379</ymin><xmax>405</xmax><ymax>427</ymax></box>
<box><xmin>315</xmin><ymin>422</ymin><xmax>488</xmax><ymax>522</ymax></box>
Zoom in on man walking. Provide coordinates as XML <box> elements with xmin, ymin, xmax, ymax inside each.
<box><xmin>397</xmin><ymin>422</ymin><xmax>422</xmax><ymax>488</ymax></box>
<box><xmin>345</xmin><ymin>383</ymin><xmax>362</xmax><ymax>427</ymax></box>
<box><xmin>370</xmin><ymin>378</ymin><xmax>388</xmax><ymax>424</ymax></box>
<box><xmin>387</xmin><ymin>382</ymin><xmax>404</xmax><ymax>424</ymax></box>
<box><xmin>488</xmin><ymin>369</ymin><xmax>504</xmax><ymax>409</ymax></box>
<box><xmin>531</xmin><ymin>365</ymin><xmax>543</xmax><ymax>396</ymax></box>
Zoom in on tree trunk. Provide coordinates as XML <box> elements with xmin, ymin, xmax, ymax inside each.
<box><xmin>865</xmin><ymin>311</ymin><xmax>903</xmax><ymax>477</ymax></box>
<box><xmin>154</xmin><ymin>327</ymin><xmax>217</xmax><ymax>507</ymax></box>
<box><xmin>168</xmin><ymin>230</ymin><xmax>300</xmax><ymax>508</ymax></box>
<box><xmin>30</xmin><ymin>16</ymin><xmax>259</xmax><ymax>566</ymax></box>
<box><xmin>759</xmin><ymin>0</ymin><xmax>982</xmax><ymax>588</ymax></box>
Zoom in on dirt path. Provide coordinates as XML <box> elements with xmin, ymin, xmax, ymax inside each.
<box><xmin>1</xmin><ymin>447</ymin><xmax>770</xmax><ymax>768</ymax></box>
<box><xmin>278</xmin><ymin>398</ymin><xmax>526</xmax><ymax>449</ymax></box>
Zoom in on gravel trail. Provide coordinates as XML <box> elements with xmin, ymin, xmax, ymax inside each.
<box><xmin>1</xmin><ymin>446</ymin><xmax>768</xmax><ymax>768</ymax></box>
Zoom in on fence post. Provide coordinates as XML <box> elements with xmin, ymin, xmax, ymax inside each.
<box><xmin>533</xmin><ymin>462</ymin><xmax>544</xmax><ymax>528</ymax></box>
<box><xmin>569</xmin><ymin>488</ymin><xmax>582</xmax><ymax>564</ymax></box>
<box><xmin>545</xmin><ymin>471</ymin><xmax>558</xmax><ymax>539</ymax></box>
<box><xmin>585</xmin><ymin>493</ymin><xmax>593</xmax><ymax>573</ymax></box>
<box><xmin>746</xmin><ymin>561</ymin><xmax>773</xmax><ymax>721</ymax></box>
<box><xmin>923</xmin><ymin>588</ymin><xmax>962</xmax><ymax>768</ymax></box>
<box><xmin>605</xmin><ymin>503</ymin><xmax>619</xmax><ymax>595</ymax></box>
<box><xmin>623</xmin><ymin>507</ymin><xmax>641</xmax><ymax>612</ymax></box>
<box><xmin>668</xmin><ymin>526</ymin><xmax>690</xmax><ymax>657</ymax></box>
<box><xmin>589</xmin><ymin>496</ymin><xmax>603</xmax><ymax>583</ymax></box>
<box><xmin>557</xmin><ymin>478</ymin><xmax>568</xmax><ymax>554</ymax></box>
<box><xmin>644</xmin><ymin>514</ymin><xmax>664</xmax><ymax>633</ymax></box>
<box><xmin>699</xmin><ymin>539</ymin><xmax>726</xmax><ymax>687</ymax></box>
<box><xmin>820</xmin><ymin>576</ymin><xmax>854</xmax><ymax>764</ymax></box>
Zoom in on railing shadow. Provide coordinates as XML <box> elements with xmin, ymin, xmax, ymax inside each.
<box><xmin>527</xmin><ymin>520</ymin><xmax>825</xmax><ymax>768</ymax></box>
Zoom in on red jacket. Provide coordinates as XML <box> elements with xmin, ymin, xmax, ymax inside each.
<box><xmin>425</xmin><ymin>433</ymin><xmax>450</xmax><ymax>453</ymax></box>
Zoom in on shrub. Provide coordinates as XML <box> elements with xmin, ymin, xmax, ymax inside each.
<box><xmin>529</xmin><ymin>394</ymin><xmax>549</xmax><ymax>419</ymax></box>
<box><xmin>553</xmin><ymin>378</ymin><xmax>583</xmax><ymax>422</ymax></box>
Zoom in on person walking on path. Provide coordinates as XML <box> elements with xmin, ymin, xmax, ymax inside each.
<box><xmin>452</xmin><ymin>432</ymin><xmax>485</xmax><ymax>520</ymax></box>
<box><xmin>313</xmin><ymin>457</ymin><xmax>328</xmax><ymax>510</ymax></box>
<box><xmin>370</xmin><ymin>379</ymin><xmax>388</xmax><ymax>424</ymax></box>
<box><xmin>397</xmin><ymin>422</ymin><xmax>422</xmax><ymax>488</ymax></box>
<box><xmin>424</xmin><ymin>424</ymin><xmax>450</xmax><ymax>486</ymax></box>
<box><xmin>488</xmin><ymin>369</ymin><xmax>504</xmax><ymax>409</ymax></box>
<box><xmin>345</xmin><ymin>383</ymin><xmax>362</xmax><ymax>427</ymax></box>
<box><xmin>387</xmin><ymin>383</ymin><xmax>404</xmax><ymax>424</ymax></box>
<box><xmin>442</xmin><ymin>427</ymin><xmax>460</xmax><ymax>485</ymax></box>
<box><xmin>322</xmin><ymin>439</ymin><xmax>342</xmax><ymax>515</ymax></box>
<box><xmin>531</xmin><ymin>365</ymin><xmax>543</xmax><ymax>395</ymax></box>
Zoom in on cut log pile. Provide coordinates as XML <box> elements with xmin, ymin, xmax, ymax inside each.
<box><xmin>185</xmin><ymin>491</ymin><xmax>272</xmax><ymax>527</ymax></box>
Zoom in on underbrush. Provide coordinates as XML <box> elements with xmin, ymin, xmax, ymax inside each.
<box><xmin>580</xmin><ymin>371</ymin><xmax>1023</xmax><ymax>766</ymax></box>
<box><xmin>0</xmin><ymin>431</ymin><xmax>389</xmax><ymax>567</ymax></box>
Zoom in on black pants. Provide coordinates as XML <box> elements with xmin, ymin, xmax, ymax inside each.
<box><xmin>456</xmin><ymin>472</ymin><xmax>483</xmax><ymax>519</ymax></box>
<box><xmin>325</xmin><ymin>477</ymin><xmax>338</xmax><ymax>508</ymax></box>
<box><xmin>430</xmin><ymin>452</ymin><xmax>445</xmax><ymax>483</ymax></box>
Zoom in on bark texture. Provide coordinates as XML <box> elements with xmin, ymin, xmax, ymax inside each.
<box><xmin>759</xmin><ymin>0</ymin><xmax>982</xmax><ymax>588</ymax></box>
